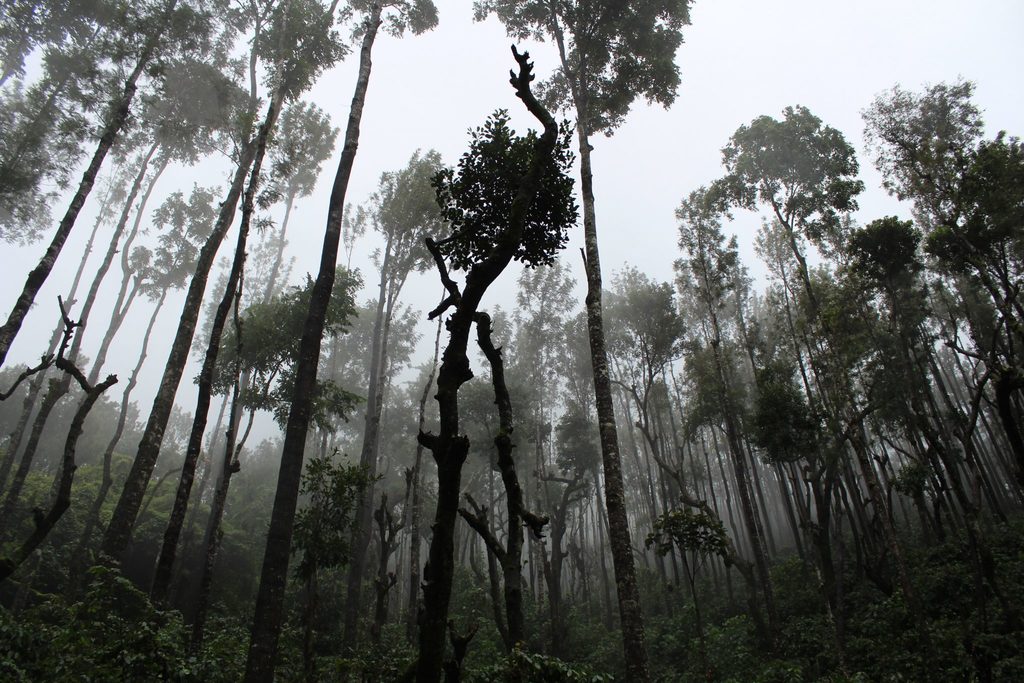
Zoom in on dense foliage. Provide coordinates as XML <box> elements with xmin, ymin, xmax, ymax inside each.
<box><xmin>432</xmin><ymin>109</ymin><xmax>577</xmax><ymax>270</ymax></box>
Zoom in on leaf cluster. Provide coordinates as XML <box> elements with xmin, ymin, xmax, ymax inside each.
<box><xmin>213</xmin><ymin>268</ymin><xmax>362</xmax><ymax>430</ymax></box>
<box><xmin>476</xmin><ymin>1</ymin><xmax>693</xmax><ymax>134</ymax></box>
<box><xmin>432</xmin><ymin>110</ymin><xmax>577</xmax><ymax>271</ymax></box>
<box><xmin>716</xmin><ymin>105</ymin><xmax>864</xmax><ymax>250</ymax></box>
<box><xmin>143</xmin><ymin>184</ymin><xmax>220</xmax><ymax>294</ymax></box>
<box><xmin>646</xmin><ymin>507</ymin><xmax>729</xmax><ymax>561</ymax></box>
<box><xmin>258</xmin><ymin>0</ymin><xmax>348</xmax><ymax>100</ymax></box>
<box><xmin>752</xmin><ymin>360</ymin><xmax>820</xmax><ymax>464</ymax></box>
<box><xmin>292</xmin><ymin>454</ymin><xmax>374</xmax><ymax>580</ymax></box>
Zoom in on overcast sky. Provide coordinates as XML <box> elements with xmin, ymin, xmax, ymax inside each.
<box><xmin>3</xmin><ymin>0</ymin><xmax>1022</xmax><ymax>444</ymax></box>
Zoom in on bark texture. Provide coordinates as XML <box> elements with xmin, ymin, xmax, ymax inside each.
<box><xmin>242</xmin><ymin>8</ymin><xmax>382</xmax><ymax>680</ymax></box>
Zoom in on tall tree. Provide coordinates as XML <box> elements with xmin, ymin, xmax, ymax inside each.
<box><xmin>149</xmin><ymin>0</ymin><xmax>348</xmax><ymax>604</ymax></box>
<box><xmin>475</xmin><ymin>4</ymin><xmax>694</xmax><ymax>676</ymax></box>
<box><xmin>412</xmin><ymin>48</ymin><xmax>574</xmax><ymax>680</ymax></box>
<box><xmin>458</xmin><ymin>312</ymin><xmax>550</xmax><ymax>653</ymax></box>
<box><xmin>0</xmin><ymin>0</ymin><xmax>107</xmax><ymax>86</ymax></box>
<box><xmin>260</xmin><ymin>100</ymin><xmax>339</xmax><ymax>301</ymax></box>
<box><xmin>189</xmin><ymin>270</ymin><xmax>361</xmax><ymax>648</ymax></box>
<box><xmin>864</xmin><ymin>82</ymin><xmax>1024</xmax><ymax>487</ymax></box>
<box><xmin>676</xmin><ymin>188</ymin><xmax>778</xmax><ymax>639</ymax></box>
<box><xmin>0</xmin><ymin>0</ymin><xmax>121</xmax><ymax>243</ymax></box>
<box><xmin>291</xmin><ymin>455</ymin><xmax>372</xmax><ymax>679</ymax></box>
<box><xmin>243</xmin><ymin>1</ymin><xmax>438</xmax><ymax>678</ymax></box>
<box><xmin>99</xmin><ymin>0</ymin><xmax>332</xmax><ymax>563</ymax></box>
<box><xmin>342</xmin><ymin>148</ymin><xmax>444</xmax><ymax>649</ymax></box>
<box><xmin>714</xmin><ymin>106</ymin><xmax>903</xmax><ymax>644</ymax></box>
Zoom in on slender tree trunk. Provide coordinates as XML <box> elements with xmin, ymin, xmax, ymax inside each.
<box><xmin>190</xmin><ymin>300</ymin><xmax>245</xmax><ymax>649</ymax></box>
<box><xmin>302</xmin><ymin>570</ymin><xmax>319</xmax><ymax>682</ymax></box>
<box><xmin>574</xmin><ymin>122</ymin><xmax>649</xmax><ymax>683</ymax></box>
<box><xmin>593</xmin><ymin>472</ymin><xmax>615</xmax><ymax>629</ymax></box>
<box><xmin>458</xmin><ymin>315</ymin><xmax>544</xmax><ymax>652</ymax></box>
<box><xmin>0</xmin><ymin>5</ymin><xmax>175</xmax><ymax>367</ymax></box>
<box><xmin>151</xmin><ymin>91</ymin><xmax>281</xmax><ymax>603</ymax></box>
<box><xmin>243</xmin><ymin>9</ymin><xmax>382</xmax><ymax>680</ymax></box>
<box><xmin>707</xmin><ymin>316</ymin><xmax>778</xmax><ymax>639</ymax></box>
<box><xmin>101</xmin><ymin>119</ymin><xmax>261</xmax><ymax>563</ymax></box>
<box><xmin>681</xmin><ymin>554</ymin><xmax>711</xmax><ymax>682</ymax></box>
<box><xmin>407</xmin><ymin>317</ymin><xmax>442</xmax><ymax>642</ymax></box>
<box><xmin>262</xmin><ymin>190</ymin><xmax>296</xmax><ymax>303</ymax></box>
<box><xmin>849</xmin><ymin>426</ymin><xmax>919</xmax><ymax>619</ymax></box>
<box><xmin>343</xmin><ymin>240</ymin><xmax>394</xmax><ymax>649</ymax></box>
<box><xmin>69</xmin><ymin>289</ymin><xmax>168</xmax><ymax>591</ymax></box>
<box><xmin>371</xmin><ymin>495</ymin><xmax>400</xmax><ymax>643</ymax></box>
<box><xmin>172</xmin><ymin>391</ymin><xmax>229</xmax><ymax>602</ymax></box>
<box><xmin>88</xmin><ymin>154</ymin><xmax>170</xmax><ymax>385</ymax></box>
<box><xmin>0</xmin><ymin>143</ymin><xmax>156</xmax><ymax>521</ymax></box>
<box><xmin>0</xmin><ymin>184</ymin><xmax>112</xmax><ymax>490</ymax></box>
<box><xmin>547</xmin><ymin>18</ymin><xmax>652</xmax><ymax>662</ymax></box>
<box><xmin>994</xmin><ymin>375</ymin><xmax>1024</xmax><ymax>488</ymax></box>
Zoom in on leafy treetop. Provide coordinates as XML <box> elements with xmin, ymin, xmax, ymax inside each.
<box><xmin>475</xmin><ymin>0</ymin><xmax>693</xmax><ymax>134</ymax></box>
<box><xmin>714</xmin><ymin>105</ymin><xmax>864</xmax><ymax>252</ymax></box>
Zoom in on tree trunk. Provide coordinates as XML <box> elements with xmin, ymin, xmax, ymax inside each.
<box><xmin>407</xmin><ymin>317</ymin><xmax>442</xmax><ymax>642</ymax></box>
<box><xmin>0</xmin><ymin>325</ymin><xmax>117</xmax><ymax>582</ymax></box>
<box><xmin>0</xmin><ymin>185</ymin><xmax>112</xmax><ymax>491</ymax></box>
<box><xmin>458</xmin><ymin>314</ymin><xmax>545</xmax><ymax>652</ymax></box>
<box><xmin>574</xmin><ymin>122</ymin><xmax>650</xmax><ymax>683</ymax></box>
<box><xmin>415</xmin><ymin>48</ymin><xmax>558</xmax><ymax>683</ymax></box>
<box><xmin>0</xmin><ymin>142</ymin><xmax>156</xmax><ymax>522</ymax></box>
<box><xmin>302</xmin><ymin>570</ymin><xmax>318</xmax><ymax>682</ymax></box>
<box><xmin>994</xmin><ymin>374</ymin><xmax>1024</xmax><ymax>489</ymax></box>
<box><xmin>87</xmin><ymin>154</ymin><xmax>170</xmax><ymax>385</ymax></box>
<box><xmin>190</xmin><ymin>313</ymin><xmax>245</xmax><ymax>649</ymax></box>
<box><xmin>262</xmin><ymin>190</ymin><xmax>296</xmax><ymax>303</ymax></box>
<box><xmin>151</xmin><ymin>90</ymin><xmax>281</xmax><ymax>604</ymax></box>
<box><xmin>69</xmin><ymin>289</ymin><xmax>168</xmax><ymax>592</ymax></box>
<box><xmin>0</xmin><ymin>5</ymin><xmax>174</xmax><ymax>367</ymax></box>
<box><xmin>100</xmin><ymin>116</ymin><xmax>261</xmax><ymax>563</ymax></box>
<box><xmin>371</xmin><ymin>494</ymin><xmax>400</xmax><ymax>643</ymax></box>
<box><xmin>243</xmin><ymin>9</ymin><xmax>382</xmax><ymax>680</ymax></box>
<box><xmin>342</xmin><ymin>238</ymin><xmax>394</xmax><ymax>650</ymax></box>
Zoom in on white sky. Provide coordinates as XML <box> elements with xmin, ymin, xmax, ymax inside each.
<box><xmin>2</xmin><ymin>0</ymin><xmax>1022</xmax><ymax>444</ymax></box>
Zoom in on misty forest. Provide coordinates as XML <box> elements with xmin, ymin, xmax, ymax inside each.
<box><xmin>1</xmin><ymin>0</ymin><xmax>1023</xmax><ymax>681</ymax></box>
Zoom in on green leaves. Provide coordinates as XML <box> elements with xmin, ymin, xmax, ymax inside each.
<box><xmin>467</xmin><ymin>645</ymin><xmax>615</xmax><ymax>682</ymax></box>
<box><xmin>369</xmin><ymin>148</ymin><xmax>445</xmax><ymax>279</ymax></box>
<box><xmin>432</xmin><ymin>110</ymin><xmax>577</xmax><ymax>271</ymax></box>
<box><xmin>846</xmin><ymin>216</ymin><xmax>922</xmax><ymax>290</ymax></box>
<box><xmin>212</xmin><ymin>268</ymin><xmax>362</xmax><ymax>429</ymax></box>
<box><xmin>717</xmin><ymin>105</ymin><xmax>864</xmax><ymax>251</ymax></box>
<box><xmin>931</xmin><ymin>133</ymin><xmax>1024</xmax><ymax>276</ymax></box>
<box><xmin>477</xmin><ymin>1</ymin><xmax>693</xmax><ymax>134</ymax></box>
<box><xmin>259</xmin><ymin>0</ymin><xmax>347</xmax><ymax>100</ymax></box>
<box><xmin>646</xmin><ymin>507</ymin><xmax>729</xmax><ymax>561</ymax></box>
<box><xmin>292</xmin><ymin>454</ymin><xmax>374</xmax><ymax>580</ymax></box>
<box><xmin>863</xmin><ymin>80</ymin><xmax>982</xmax><ymax>225</ymax></box>
<box><xmin>752</xmin><ymin>360</ymin><xmax>820</xmax><ymax>464</ymax></box>
<box><xmin>146</xmin><ymin>185</ymin><xmax>219</xmax><ymax>293</ymax></box>
<box><xmin>264</xmin><ymin>100</ymin><xmax>338</xmax><ymax>205</ymax></box>
<box><xmin>606</xmin><ymin>267</ymin><xmax>685</xmax><ymax>376</ymax></box>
